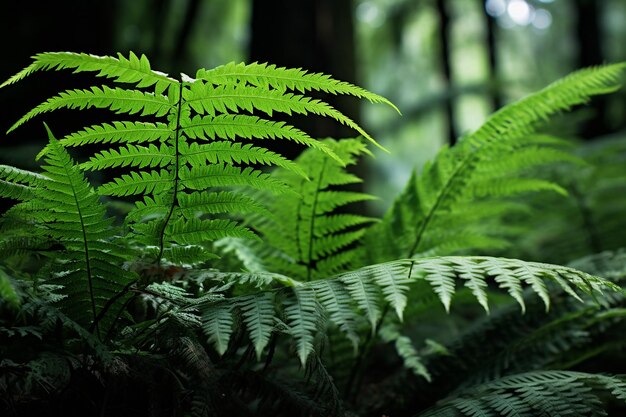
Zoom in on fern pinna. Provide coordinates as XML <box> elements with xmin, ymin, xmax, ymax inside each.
<box><xmin>2</xmin><ymin>52</ymin><xmax>397</xmax><ymax>265</ymax></box>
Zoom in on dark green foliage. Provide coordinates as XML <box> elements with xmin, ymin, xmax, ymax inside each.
<box><xmin>0</xmin><ymin>53</ymin><xmax>625</xmax><ymax>417</ymax></box>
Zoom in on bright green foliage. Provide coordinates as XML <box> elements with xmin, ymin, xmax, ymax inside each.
<box><xmin>361</xmin><ymin>64</ymin><xmax>626</xmax><ymax>264</ymax></box>
<box><xmin>3</xmin><ymin>51</ymin><xmax>394</xmax><ymax>266</ymax></box>
<box><xmin>234</xmin><ymin>138</ymin><xmax>377</xmax><ymax>281</ymax></box>
<box><xmin>418</xmin><ymin>371</ymin><xmax>626</xmax><ymax>417</ymax></box>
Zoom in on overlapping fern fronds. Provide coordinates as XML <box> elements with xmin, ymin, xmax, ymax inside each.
<box><xmin>2</xmin><ymin>51</ymin><xmax>396</xmax><ymax>265</ymax></box>
<box><xmin>362</xmin><ymin>250</ymin><xmax>626</xmax><ymax>416</ymax></box>
<box><xmin>200</xmin><ymin>256</ymin><xmax>614</xmax><ymax>366</ymax></box>
<box><xmin>226</xmin><ymin>138</ymin><xmax>377</xmax><ymax>281</ymax></box>
<box><xmin>361</xmin><ymin>64</ymin><xmax>626</xmax><ymax>264</ymax></box>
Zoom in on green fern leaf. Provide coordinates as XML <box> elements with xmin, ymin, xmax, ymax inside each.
<box><xmin>61</xmin><ymin>121</ymin><xmax>171</xmax><ymax>146</ymax></box>
<box><xmin>179</xmin><ymin>141</ymin><xmax>305</xmax><ymax>178</ymax></box>
<box><xmin>180</xmin><ymin>164</ymin><xmax>290</xmax><ymax>194</ymax></box>
<box><xmin>201</xmin><ymin>301</ymin><xmax>234</xmax><ymax>356</ymax></box>
<box><xmin>361</xmin><ymin>64</ymin><xmax>626</xmax><ymax>263</ymax></box>
<box><xmin>3</xmin><ymin>52</ymin><xmax>395</xmax><ymax>267</ymax></box>
<box><xmin>184</xmin><ymin>82</ymin><xmax>383</xmax><ymax>150</ymax></box>
<box><xmin>168</xmin><ymin>217</ymin><xmax>257</xmax><ymax>244</ymax></box>
<box><xmin>311</xmin><ymin>279</ymin><xmax>361</xmax><ymax>350</ymax></box>
<box><xmin>9</xmin><ymin>86</ymin><xmax>172</xmax><ymax>132</ymax></box>
<box><xmin>340</xmin><ymin>269</ymin><xmax>383</xmax><ymax>330</ymax></box>
<box><xmin>98</xmin><ymin>169</ymin><xmax>173</xmax><ymax>196</ymax></box>
<box><xmin>285</xmin><ymin>286</ymin><xmax>322</xmax><ymax>365</ymax></box>
<box><xmin>81</xmin><ymin>143</ymin><xmax>174</xmax><ymax>170</ymax></box>
<box><xmin>239</xmin><ymin>292</ymin><xmax>276</xmax><ymax>360</ymax></box>
<box><xmin>380</xmin><ymin>324</ymin><xmax>431</xmax><ymax>381</ymax></box>
<box><xmin>369</xmin><ymin>261</ymin><xmax>413</xmax><ymax>320</ymax></box>
<box><xmin>0</xmin><ymin>51</ymin><xmax>176</xmax><ymax>93</ymax></box>
<box><xmin>196</xmin><ymin>61</ymin><xmax>400</xmax><ymax>112</ymax></box>
<box><xmin>234</xmin><ymin>138</ymin><xmax>376</xmax><ymax>281</ymax></box>
<box><xmin>181</xmin><ymin>114</ymin><xmax>338</xmax><ymax>160</ymax></box>
<box><xmin>0</xmin><ymin>165</ymin><xmax>47</xmax><ymax>200</ymax></box>
<box><xmin>31</xmin><ymin>132</ymin><xmax>135</xmax><ymax>336</ymax></box>
<box><xmin>418</xmin><ymin>371</ymin><xmax>626</xmax><ymax>417</ymax></box>
<box><xmin>0</xmin><ymin>268</ymin><xmax>21</xmax><ymax>311</ymax></box>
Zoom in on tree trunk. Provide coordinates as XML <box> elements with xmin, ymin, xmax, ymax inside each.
<box><xmin>574</xmin><ymin>0</ymin><xmax>607</xmax><ymax>139</ymax></box>
<box><xmin>435</xmin><ymin>0</ymin><xmax>457</xmax><ymax>146</ymax></box>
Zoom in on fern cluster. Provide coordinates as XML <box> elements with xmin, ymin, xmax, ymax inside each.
<box><xmin>3</xmin><ymin>52</ymin><xmax>396</xmax><ymax>266</ymax></box>
<box><xmin>1</xmin><ymin>52</ymin><xmax>625</xmax><ymax>417</ymax></box>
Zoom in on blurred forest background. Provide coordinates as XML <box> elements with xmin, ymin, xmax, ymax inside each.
<box><xmin>1</xmin><ymin>0</ymin><xmax>625</xmax><ymax>211</ymax></box>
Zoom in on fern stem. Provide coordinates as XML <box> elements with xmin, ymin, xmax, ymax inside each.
<box><xmin>89</xmin><ymin>278</ymin><xmax>138</xmax><ymax>335</ymax></box>
<box><xmin>305</xmin><ymin>158</ymin><xmax>327</xmax><ymax>281</ymax></box>
<box><xmin>157</xmin><ymin>80</ymin><xmax>184</xmax><ymax>264</ymax></box>
<box><xmin>407</xmin><ymin>154</ymin><xmax>469</xmax><ymax>257</ymax></box>
<box><xmin>61</xmin><ymin>155</ymin><xmax>100</xmax><ymax>338</ymax></box>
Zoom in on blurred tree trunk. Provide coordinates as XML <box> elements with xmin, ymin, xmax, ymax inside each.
<box><xmin>250</xmin><ymin>0</ymin><xmax>369</xmax><ymax>214</ymax></box>
<box><xmin>574</xmin><ymin>0</ymin><xmax>607</xmax><ymax>139</ymax></box>
<box><xmin>249</xmin><ymin>0</ymin><xmax>359</xmax><ymax>158</ymax></box>
<box><xmin>483</xmin><ymin>2</ymin><xmax>502</xmax><ymax>112</ymax></box>
<box><xmin>435</xmin><ymin>0</ymin><xmax>457</xmax><ymax>146</ymax></box>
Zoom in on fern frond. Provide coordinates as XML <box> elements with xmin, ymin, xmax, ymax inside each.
<box><xmin>201</xmin><ymin>301</ymin><xmax>234</xmax><ymax>356</ymax></box>
<box><xmin>27</xmin><ymin>135</ymin><xmax>136</xmax><ymax>336</ymax></box>
<box><xmin>80</xmin><ymin>143</ymin><xmax>174</xmax><ymax>171</ymax></box>
<box><xmin>380</xmin><ymin>323</ymin><xmax>431</xmax><ymax>381</ymax></box>
<box><xmin>167</xmin><ymin>217</ymin><xmax>257</xmax><ymax>244</ymax></box>
<box><xmin>418</xmin><ymin>371</ymin><xmax>626</xmax><ymax>417</ymax></box>
<box><xmin>0</xmin><ymin>165</ymin><xmax>47</xmax><ymax>200</ymax></box>
<box><xmin>179</xmin><ymin>141</ymin><xmax>305</xmax><ymax>177</ymax></box>
<box><xmin>468</xmin><ymin>63</ymin><xmax>626</xmax><ymax>148</ymax></box>
<box><xmin>98</xmin><ymin>169</ymin><xmax>173</xmax><ymax>196</ymax></box>
<box><xmin>0</xmin><ymin>268</ymin><xmax>21</xmax><ymax>311</ymax></box>
<box><xmin>311</xmin><ymin>279</ymin><xmax>361</xmax><ymax>351</ymax></box>
<box><xmin>361</xmin><ymin>64</ymin><xmax>626</xmax><ymax>264</ymax></box>
<box><xmin>182</xmin><ymin>114</ymin><xmax>336</xmax><ymax>157</ymax></box>
<box><xmin>235</xmin><ymin>138</ymin><xmax>376</xmax><ymax>281</ymax></box>
<box><xmin>179</xmin><ymin>164</ymin><xmax>290</xmax><ymax>194</ymax></box>
<box><xmin>239</xmin><ymin>292</ymin><xmax>276</xmax><ymax>359</ymax></box>
<box><xmin>199</xmin><ymin>256</ymin><xmax>615</xmax><ymax>365</ymax></box>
